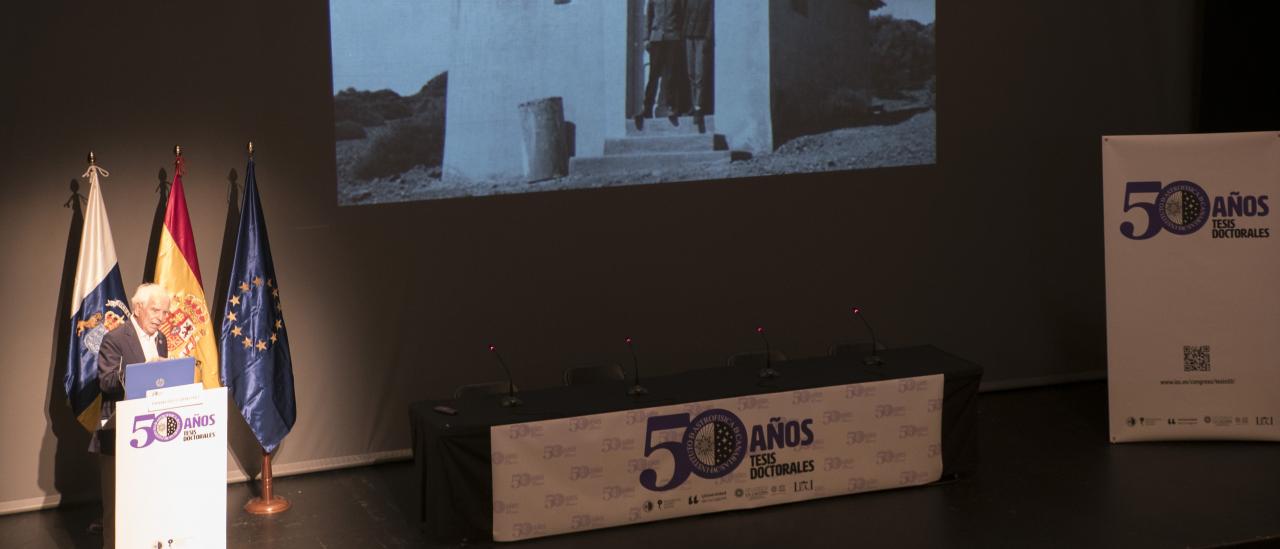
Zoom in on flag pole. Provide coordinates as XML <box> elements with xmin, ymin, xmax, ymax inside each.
<box><xmin>244</xmin><ymin>447</ymin><xmax>290</xmax><ymax>514</ymax></box>
<box><xmin>240</xmin><ymin>139</ymin><xmax>289</xmax><ymax>515</ymax></box>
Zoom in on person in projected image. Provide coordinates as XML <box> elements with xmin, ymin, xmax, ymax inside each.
<box><xmin>90</xmin><ymin>283</ymin><xmax>170</xmax><ymax>547</ymax></box>
<box><xmin>634</xmin><ymin>0</ymin><xmax>685</xmax><ymax>131</ymax></box>
<box><xmin>683</xmin><ymin>0</ymin><xmax>713</xmax><ymax>132</ymax></box>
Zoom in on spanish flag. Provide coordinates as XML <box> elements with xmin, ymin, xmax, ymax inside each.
<box><xmin>153</xmin><ymin>153</ymin><xmax>220</xmax><ymax>388</ymax></box>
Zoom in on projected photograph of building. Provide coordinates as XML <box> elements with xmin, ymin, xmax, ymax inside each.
<box><xmin>332</xmin><ymin>0</ymin><xmax>935</xmax><ymax>205</ymax></box>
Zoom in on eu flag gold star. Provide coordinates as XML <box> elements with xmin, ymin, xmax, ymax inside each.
<box><xmin>253</xmin><ymin>276</ymin><xmax>263</xmax><ymax>286</ymax></box>
<box><xmin>255</xmin><ymin>340</ymin><xmax>267</xmax><ymax>351</ymax></box>
<box><xmin>270</xmin><ymin>333</ymin><xmax>278</xmax><ymax>343</ymax></box>
<box><xmin>239</xmin><ymin>282</ymin><xmax>250</xmax><ymax>292</ymax></box>
<box><xmin>242</xmin><ymin>336</ymin><xmax>252</xmax><ymax>348</ymax></box>
<box><xmin>231</xmin><ymin>325</ymin><xmax>242</xmax><ymax>337</ymax></box>
<box><xmin>274</xmin><ymin>319</ymin><xmax>282</xmax><ymax>330</ymax></box>
<box><xmin>227</xmin><ymin>312</ymin><xmax>237</xmax><ymax>322</ymax></box>
<box><xmin>230</xmin><ymin>295</ymin><xmax>240</xmax><ymax>306</ymax></box>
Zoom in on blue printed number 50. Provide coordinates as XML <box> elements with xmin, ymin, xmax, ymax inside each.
<box><xmin>1120</xmin><ymin>181</ymin><xmax>1163</xmax><ymax>240</ymax></box>
<box><xmin>639</xmin><ymin>413</ymin><xmax>691</xmax><ymax>491</ymax></box>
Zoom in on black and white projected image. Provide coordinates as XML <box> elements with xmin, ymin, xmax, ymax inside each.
<box><xmin>330</xmin><ymin>0</ymin><xmax>936</xmax><ymax>205</ymax></box>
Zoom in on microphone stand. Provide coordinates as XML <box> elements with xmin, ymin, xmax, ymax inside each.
<box><xmin>488</xmin><ymin>345</ymin><xmax>523</xmax><ymax>407</ymax></box>
<box><xmin>756</xmin><ymin>327</ymin><xmax>780</xmax><ymax>379</ymax></box>
<box><xmin>625</xmin><ymin>337</ymin><xmax>649</xmax><ymax>396</ymax></box>
<box><xmin>852</xmin><ymin>307</ymin><xmax>884</xmax><ymax>366</ymax></box>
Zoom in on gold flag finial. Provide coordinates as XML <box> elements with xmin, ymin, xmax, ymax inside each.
<box><xmin>247</xmin><ymin>141</ymin><xmax>254</xmax><ymax>158</ymax></box>
<box><xmin>87</xmin><ymin>151</ymin><xmax>96</xmax><ymax>166</ymax></box>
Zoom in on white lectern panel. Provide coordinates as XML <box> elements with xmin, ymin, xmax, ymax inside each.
<box><xmin>116</xmin><ymin>385</ymin><xmax>227</xmax><ymax>548</ymax></box>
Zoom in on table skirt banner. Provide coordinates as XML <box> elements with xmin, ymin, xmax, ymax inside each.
<box><xmin>490</xmin><ymin>374</ymin><xmax>943</xmax><ymax>541</ymax></box>
<box><xmin>1103</xmin><ymin>131</ymin><xmax>1280</xmax><ymax>442</ymax></box>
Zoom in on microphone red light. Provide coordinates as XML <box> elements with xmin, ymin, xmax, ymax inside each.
<box><xmin>625</xmin><ymin>337</ymin><xmax>633</xmax><ymax>345</ymax></box>
<box><xmin>756</xmin><ymin>326</ymin><xmax>764</xmax><ymax>334</ymax></box>
<box><xmin>852</xmin><ymin>307</ymin><xmax>861</xmax><ymax>315</ymax></box>
<box><xmin>487</xmin><ymin>344</ymin><xmax>496</xmax><ymax>352</ymax></box>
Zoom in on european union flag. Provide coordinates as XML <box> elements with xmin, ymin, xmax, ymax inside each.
<box><xmin>219</xmin><ymin>158</ymin><xmax>296</xmax><ymax>453</ymax></box>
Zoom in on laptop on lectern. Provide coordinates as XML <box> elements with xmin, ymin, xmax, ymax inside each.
<box><xmin>124</xmin><ymin>357</ymin><xmax>197</xmax><ymax>399</ymax></box>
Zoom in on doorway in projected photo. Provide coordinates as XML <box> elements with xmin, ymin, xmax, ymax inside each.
<box><xmin>331</xmin><ymin>0</ymin><xmax>936</xmax><ymax>206</ymax></box>
<box><xmin>625</xmin><ymin>0</ymin><xmax>715</xmax><ymax>123</ymax></box>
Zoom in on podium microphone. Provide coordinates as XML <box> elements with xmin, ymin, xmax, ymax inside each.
<box><xmin>624</xmin><ymin>337</ymin><xmax>649</xmax><ymax>396</ymax></box>
<box><xmin>487</xmin><ymin>344</ymin><xmax>523</xmax><ymax>407</ymax></box>
<box><xmin>756</xmin><ymin>326</ymin><xmax>780</xmax><ymax>378</ymax></box>
<box><xmin>851</xmin><ymin>307</ymin><xmax>884</xmax><ymax>366</ymax></box>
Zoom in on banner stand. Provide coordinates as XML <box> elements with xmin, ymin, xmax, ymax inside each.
<box><xmin>1103</xmin><ymin>131</ymin><xmax>1280</xmax><ymax>443</ymax></box>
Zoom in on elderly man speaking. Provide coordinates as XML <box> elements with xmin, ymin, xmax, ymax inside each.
<box><xmin>93</xmin><ymin>282</ymin><xmax>170</xmax><ymax>546</ymax></box>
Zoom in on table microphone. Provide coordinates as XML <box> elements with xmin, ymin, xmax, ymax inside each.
<box><xmin>624</xmin><ymin>337</ymin><xmax>649</xmax><ymax>396</ymax></box>
<box><xmin>487</xmin><ymin>344</ymin><xmax>523</xmax><ymax>407</ymax></box>
<box><xmin>756</xmin><ymin>326</ymin><xmax>780</xmax><ymax>378</ymax></box>
<box><xmin>851</xmin><ymin>307</ymin><xmax>884</xmax><ymax>366</ymax></box>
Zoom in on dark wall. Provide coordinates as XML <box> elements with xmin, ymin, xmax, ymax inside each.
<box><xmin>0</xmin><ymin>1</ymin><xmax>1198</xmax><ymax>509</ymax></box>
<box><xmin>1196</xmin><ymin>1</ymin><xmax>1280</xmax><ymax>132</ymax></box>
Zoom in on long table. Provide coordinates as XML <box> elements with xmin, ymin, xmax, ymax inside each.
<box><xmin>408</xmin><ymin>345</ymin><xmax>982</xmax><ymax>543</ymax></box>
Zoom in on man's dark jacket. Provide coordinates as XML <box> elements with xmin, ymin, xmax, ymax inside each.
<box><xmin>93</xmin><ymin>319</ymin><xmax>167</xmax><ymax>454</ymax></box>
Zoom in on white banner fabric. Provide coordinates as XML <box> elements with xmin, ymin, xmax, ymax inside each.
<box><xmin>1104</xmin><ymin>131</ymin><xmax>1280</xmax><ymax>442</ymax></box>
<box><xmin>490</xmin><ymin>374</ymin><xmax>943</xmax><ymax>541</ymax></box>
<box><xmin>116</xmin><ymin>386</ymin><xmax>228</xmax><ymax>548</ymax></box>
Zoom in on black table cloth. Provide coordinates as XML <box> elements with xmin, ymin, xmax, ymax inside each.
<box><xmin>409</xmin><ymin>345</ymin><xmax>982</xmax><ymax>543</ymax></box>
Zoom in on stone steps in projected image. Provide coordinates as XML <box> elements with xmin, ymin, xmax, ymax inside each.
<box><xmin>604</xmin><ymin>133</ymin><xmax>727</xmax><ymax>155</ymax></box>
<box><xmin>570</xmin><ymin>150</ymin><xmax>731</xmax><ymax>177</ymax></box>
<box><xmin>625</xmin><ymin>114</ymin><xmax>717</xmax><ymax>136</ymax></box>
<box><xmin>569</xmin><ymin>115</ymin><xmax>730</xmax><ymax>178</ymax></box>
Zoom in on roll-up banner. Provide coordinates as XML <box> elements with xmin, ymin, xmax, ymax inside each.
<box><xmin>1104</xmin><ymin>131</ymin><xmax>1280</xmax><ymax>442</ymax></box>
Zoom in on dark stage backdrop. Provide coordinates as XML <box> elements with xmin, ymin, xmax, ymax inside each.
<box><xmin>0</xmin><ymin>1</ymin><xmax>1197</xmax><ymax>512</ymax></box>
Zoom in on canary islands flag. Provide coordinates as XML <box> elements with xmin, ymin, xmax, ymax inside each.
<box><xmin>219</xmin><ymin>158</ymin><xmax>296</xmax><ymax>453</ymax></box>
<box><xmin>66</xmin><ymin>164</ymin><xmax>131</xmax><ymax>432</ymax></box>
<box><xmin>153</xmin><ymin>155</ymin><xmax>220</xmax><ymax>388</ymax></box>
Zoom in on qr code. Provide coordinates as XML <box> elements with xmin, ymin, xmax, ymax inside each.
<box><xmin>1183</xmin><ymin>345</ymin><xmax>1210</xmax><ymax>372</ymax></box>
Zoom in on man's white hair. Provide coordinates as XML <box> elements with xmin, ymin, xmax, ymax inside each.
<box><xmin>131</xmin><ymin>283</ymin><xmax>170</xmax><ymax>308</ymax></box>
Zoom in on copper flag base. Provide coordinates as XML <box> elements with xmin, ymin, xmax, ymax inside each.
<box><xmin>244</xmin><ymin>495</ymin><xmax>291</xmax><ymax>515</ymax></box>
<box><xmin>245</xmin><ymin>449</ymin><xmax>290</xmax><ymax>515</ymax></box>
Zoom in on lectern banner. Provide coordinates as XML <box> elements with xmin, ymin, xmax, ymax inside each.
<box><xmin>1104</xmin><ymin>131</ymin><xmax>1280</xmax><ymax>442</ymax></box>
<box><xmin>116</xmin><ymin>386</ymin><xmax>227</xmax><ymax>548</ymax></box>
<box><xmin>490</xmin><ymin>374</ymin><xmax>943</xmax><ymax>541</ymax></box>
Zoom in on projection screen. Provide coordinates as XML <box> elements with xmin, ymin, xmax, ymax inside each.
<box><xmin>330</xmin><ymin>0</ymin><xmax>936</xmax><ymax>205</ymax></box>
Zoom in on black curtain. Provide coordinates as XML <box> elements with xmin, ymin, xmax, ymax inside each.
<box><xmin>1195</xmin><ymin>2</ymin><xmax>1280</xmax><ymax>132</ymax></box>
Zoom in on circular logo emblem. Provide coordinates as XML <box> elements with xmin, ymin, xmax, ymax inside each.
<box><xmin>1126</xmin><ymin>417</ymin><xmax>1136</xmax><ymax>427</ymax></box>
<box><xmin>682</xmin><ymin>409</ymin><xmax>747</xmax><ymax>479</ymax></box>
<box><xmin>1155</xmin><ymin>180</ymin><xmax>1210</xmax><ymax>235</ymax></box>
<box><xmin>152</xmin><ymin>411</ymin><xmax>183</xmax><ymax>442</ymax></box>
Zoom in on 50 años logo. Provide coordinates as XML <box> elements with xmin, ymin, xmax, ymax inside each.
<box><xmin>127</xmin><ymin>411</ymin><xmax>216</xmax><ymax>449</ymax></box>
<box><xmin>1120</xmin><ymin>180</ymin><xmax>1270</xmax><ymax>240</ymax></box>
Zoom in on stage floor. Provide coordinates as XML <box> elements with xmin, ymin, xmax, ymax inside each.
<box><xmin>6</xmin><ymin>381</ymin><xmax>1279</xmax><ymax>548</ymax></box>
